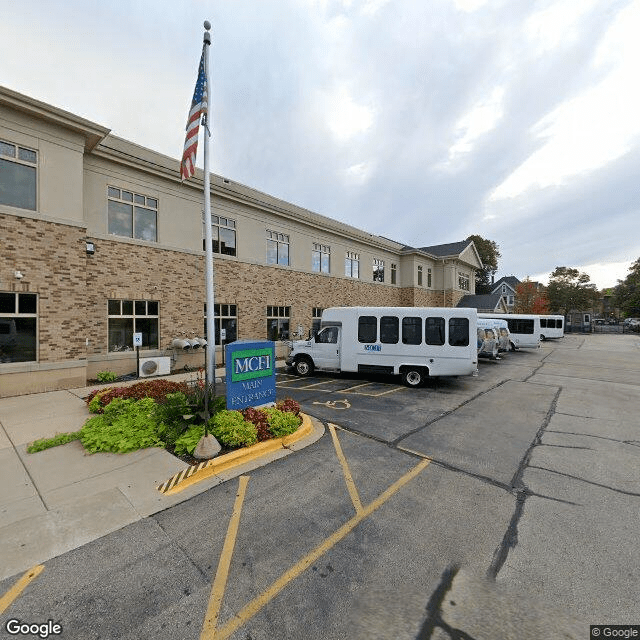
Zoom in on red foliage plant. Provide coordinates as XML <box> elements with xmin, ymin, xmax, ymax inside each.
<box><xmin>86</xmin><ymin>380</ymin><xmax>188</xmax><ymax>413</ymax></box>
<box><xmin>276</xmin><ymin>398</ymin><xmax>301</xmax><ymax>416</ymax></box>
<box><xmin>241</xmin><ymin>407</ymin><xmax>271</xmax><ymax>442</ymax></box>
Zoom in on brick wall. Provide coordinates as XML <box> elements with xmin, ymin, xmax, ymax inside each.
<box><xmin>1</xmin><ymin>214</ymin><xmax>87</xmax><ymax>362</ymax></box>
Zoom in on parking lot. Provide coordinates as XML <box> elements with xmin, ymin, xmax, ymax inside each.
<box><xmin>2</xmin><ymin>333</ymin><xmax>639</xmax><ymax>639</ymax></box>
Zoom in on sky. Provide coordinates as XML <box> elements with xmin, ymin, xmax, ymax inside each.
<box><xmin>2</xmin><ymin>0</ymin><xmax>639</xmax><ymax>289</ymax></box>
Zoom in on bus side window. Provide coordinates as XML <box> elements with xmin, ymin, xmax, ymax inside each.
<box><xmin>402</xmin><ymin>317</ymin><xmax>422</xmax><ymax>345</ymax></box>
<box><xmin>425</xmin><ymin>317</ymin><xmax>445</xmax><ymax>345</ymax></box>
<box><xmin>449</xmin><ymin>317</ymin><xmax>469</xmax><ymax>346</ymax></box>
<box><xmin>358</xmin><ymin>316</ymin><xmax>377</xmax><ymax>343</ymax></box>
<box><xmin>380</xmin><ymin>316</ymin><xmax>399</xmax><ymax>344</ymax></box>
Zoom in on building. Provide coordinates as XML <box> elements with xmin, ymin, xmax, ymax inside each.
<box><xmin>1</xmin><ymin>86</ymin><xmax>482</xmax><ymax>397</ymax></box>
<box><xmin>457</xmin><ymin>294</ymin><xmax>508</xmax><ymax>313</ymax></box>
<box><xmin>491</xmin><ymin>276</ymin><xmax>520</xmax><ymax>311</ymax></box>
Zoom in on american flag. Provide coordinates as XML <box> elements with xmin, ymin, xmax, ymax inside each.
<box><xmin>180</xmin><ymin>45</ymin><xmax>208</xmax><ymax>181</ymax></box>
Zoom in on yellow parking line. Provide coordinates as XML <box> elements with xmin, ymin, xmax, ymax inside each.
<box><xmin>341</xmin><ymin>382</ymin><xmax>375</xmax><ymax>393</ymax></box>
<box><xmin>328</xmin><ymin>423</ymin><xmax>363</xmax><ymax>514</ymax></box>
<box><xmin>200</xmin><ymin>475</ymin><xmax>250</xmax><ymax>640</ymax></box>
<box><xmin>296</xmin><ymin>380</ymin><xmax>336</xmax><ymax>389</ymax></box>
<box><xmin>0</xmin><ymin>565</ymin><xmax>44</xmax><ymax>615</ymax></box>
<box><xmin>212</xmin><ymin>457</ymin><xmax>431</xmax><ymax>640</ymax></box>
<box><xmin>356</xmin><ymin>386</ymin><xmax>404</xmax><ymax>397</ymax></box>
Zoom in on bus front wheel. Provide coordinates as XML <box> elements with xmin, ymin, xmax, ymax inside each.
<box><xmin>294</xmin><ymin>357</ymin><xmax>314</xmax><ymax>377</ymax></box>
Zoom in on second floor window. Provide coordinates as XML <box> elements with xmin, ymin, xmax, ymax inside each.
<box><xmin>108</xmin><ymin>187</ymin><xmax>157</xmax><ymax>242</ymax></box>
<box><xmin>312</xmin><ymin>243</ymin><xmax>330</xmax><ymax>273</ymax></box>
<box><xmin>373</xmin><ymin>258</ymin><xmax>385</xmax><ymax>282</ymax></box>
<box><xmin>391</xmin><ymin>263</ymin><xmax>397</xmax><ymax>285</ymax></box>
<box><xmin>417</xmin><ymin>266</ymin><xmax>423</xmax><ymax>286</ymax></box>
<box><xmin>0</xmin><ymin>140</ymin><xmax>37</xmax><ymax>211</ymax></box>
<box><xmin>345</xmin><ymin>252</ymin><xmax>359</xmax><ymax>278</ymax></box>
<box><xmin>203</xmin><ymin>215</ymin><xmax>236</xmax><ymax>256</ymax></box>
<box><xmin>427</xmin><ymin>268</ymin><xmax>432</xmax><ymax>288</ymax></box>
<box><xmin>458</xmin><ymin>272</ymin><xmax>470</xmax><ymax>291</ymax></box>
<box><xmin>267</xmin><ymin>230</ymin><xmax>290</xmax><ymax>266</ymax></box>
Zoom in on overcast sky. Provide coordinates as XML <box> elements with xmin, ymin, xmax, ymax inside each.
<box><xmin>2</xmin><ymin>0</ymin><xmax>639</xmax><ymax>289</ymax></box>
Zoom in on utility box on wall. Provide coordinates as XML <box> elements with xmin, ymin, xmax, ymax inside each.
<box><xmin>225</xmin><ymin>340</ymin><xmax>276</xmax><ymax>410</ymax></box>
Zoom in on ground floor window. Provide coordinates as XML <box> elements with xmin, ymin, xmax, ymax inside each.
<box><xmin>267</xmin><ymin>306</ymin><xmax>290</xmax><ymax>340</ymax></box>
<box><xmin>108</xmin><ymin>299</ymin><xmax>158</xmax><ymax>351</ymax></box>
<box><xmin>204</xmin><ymin>303</ymin><xmax>238</xmax><ymax>344</ymax></box>
<box><xmin>312</xmin><ymin>307</ymin><xmax>324</xmax><ymax>337</ymax></box>
<box><xmin>0</xmin><ymin>292</ymin><xmax>37</xmax><ymax>363</ymax></box>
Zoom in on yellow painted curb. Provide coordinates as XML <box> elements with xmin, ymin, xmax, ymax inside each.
<box><xmin>158</xmin><ymin>413</ymin><xmax>313</xmax><ymax>496</ymax></box>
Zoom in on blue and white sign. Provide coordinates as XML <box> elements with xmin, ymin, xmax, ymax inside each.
<box><xmin>225</xmin><ymin>340</ymin><xmax>276</xmax><ymax>410</ymax></box>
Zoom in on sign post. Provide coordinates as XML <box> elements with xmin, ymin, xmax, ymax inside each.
<box><xmin>133</xmin><ymin>332</ymin><xmax>143</xmax><ymax>378</ymax></box>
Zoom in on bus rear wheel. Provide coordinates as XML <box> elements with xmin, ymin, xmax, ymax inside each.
<box><xmin>401</xmin><ymin>368</ymin><xmax>425</xmax><ymax>388</ymax></box>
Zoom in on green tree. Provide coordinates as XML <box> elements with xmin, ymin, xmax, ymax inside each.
<box><xmin>546</xmin><ymin>267</ymin><xmax>598</xmax><ymax>315</ymax></box>
<box><xmin>613</xmin><ymin>258</ymin><xmax>640</xmax><ymax>317</ymax></box>
<box><xmin>466</xmin><ymin>235</ymin><xmax>501</xmax><ymax>294</ymax></box>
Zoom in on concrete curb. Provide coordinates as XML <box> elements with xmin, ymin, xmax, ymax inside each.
<box><xmin>157</xmin><ymin>413</ymin><xmax>316</xmax><ymax>495</ymax></box>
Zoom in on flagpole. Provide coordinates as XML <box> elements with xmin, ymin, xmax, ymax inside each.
<box><xmin>202</xmin><ymin>20</ymin><xmax>216</xmax><ymax>416</ymax></box>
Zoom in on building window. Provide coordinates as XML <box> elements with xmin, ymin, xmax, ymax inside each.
<box><xmin>391</xmin><ymin>263</ymin><xmax>397</xmax><ymax>285</ymax></box>
<box><xmin>203</xmin><ymin>215</ymin><xmax>236</xmax><ymax>256</ymax></box>
<box><xmin>427</xmin><ymin>268</ymin><xmax>432</xmax><ymax>288</ymax></box>
<box><xmin>312</xmin><ymin>307</ymin><xmax>324</xmax><ymax>337</ymax></box>
<box><xmin>458</xmin><ymin>272</ymin><xmax>470</xmax><ymax>291</ymax></box>
<box><xmin>107</xmin><ymin>187</ymin><xmax>157</xmax><ymax>242</ymax></box>
<box><xmin>108</xmin><ymin>299</ymin><xmax>158</xmax><ymax>351</ymax></box>
<box><xmin>312</xmin><ymin>243</ymin><xmax>330</xmax><ymax>273</ymax></box>
<box><xmin>345</xmin><ymin>252</ymin><xmax>360</xmax><ymax>278</ymax></box>
<box><xmin>417</xmin><ymin>266</ymin><xmax>423</xmax><ymax>286</ymax></box>
<box><xmin>0</xmin><ymin>292</ymin><xmax>37</xmax><ymax>363</ymax></box>
<box><xmin>373</xmin><ymin>258</ymin><xmax>385</xmax><ymax>282</ymax></box>
<box><xmin>267</xmin><ymin>306</ymin><xmax>290</xmax><ymax>340</ymax></box>
<box><xmin>266</xmin><ymin>230</ymin><xmax>290</xmax><ymax>266</ymax></box>
<box><xmin>508</xmin><ymin>295</ymin><xmax>514</xmax><ymax>306</ymax></box>
<box><xmin>0</xmin><ymin>140</ymin><xmax>37</xmax><ymax>210</ymax></box>
<box><xmin>204</xmin><ymin>303</ymin><xmax>238</xmax><ymax>345</ymax></box>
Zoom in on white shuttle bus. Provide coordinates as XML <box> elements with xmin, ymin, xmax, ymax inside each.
<box><xmin>286</xmin><ymin>306</ymin><xmax>478</xmax><ymax>387</ymax></box>
<box><xmin>539</xmin><ymin>315</ymin><xmax>565</xmax><ymax>340</ymax></box>
<box><xmin>478</xmin><ymin>313</ymin><xmax>541</xmax><ymax>350</ymax></box>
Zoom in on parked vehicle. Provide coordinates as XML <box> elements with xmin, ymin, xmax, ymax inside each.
<box><xmin>478</xmin><ymin>313</ymin><xmax>541</xmax><ymax>350</ymax></box>
<box><xmin>286</xmin><ymin>306</ymin><xmax>478</xmax><ymax>387</ymax></box>
<box><xmin>539</xmin><ymin>315</ymin><xmax>565</xmax><ymax>340</ymax></box>
<box><xmin>479</xmin><ymin>317</ymin><xmax>510</xmax><ymax>352</ymax></box>
<box><xmin>477</xmin><ymin>318</ymin><xmax>499</xmax><ymax>359</ymax></box>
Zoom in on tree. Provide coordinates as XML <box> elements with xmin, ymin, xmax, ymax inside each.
<box><xmin>466</xmin><ymin>235</ymin><xmax>501</xmax><ymax>294</ymax></box>
<box><xmin>514</xmin><ymin>279</ymin><xmax>550</xmax><ymax>314</ymax></box>
<box><xmin>546</xmin><ymin>267</ymin><xmax>598</xmax><ymax>315</ymax></box>
<box><xmin>613</xmin><ymin>258</ymin><xmax>640</xmax><ymax>317</ymax></box>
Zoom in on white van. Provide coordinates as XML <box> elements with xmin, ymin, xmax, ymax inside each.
<box><xmin>286</xmin><ymin>306</ymin><xmax>478</xmax><ymax>387</ymax></box>
<box><xmin>478</xmin><ymin>313</ymin><xmax>540</xmax><ymax>350</ymax></box>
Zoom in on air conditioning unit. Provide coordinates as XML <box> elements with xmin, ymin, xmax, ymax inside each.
<box><xmin>138</xmin><ymin>356</ymin><xmax>171</xmax><ymax>378</ymax></box>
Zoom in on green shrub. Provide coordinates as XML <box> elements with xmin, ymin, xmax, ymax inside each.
<box><xmin>209</xmin><ymin>410</ymin><xmax>257</xmax><ymax>448</ymax></box>
<box><xmin>264</xmin><ymin>407</ymin><xmax>301</xmax><ymax>437</ymax></box>
<box><xmin>27</xmin><ymin>431</ymin><xmax>82</xmax><ymax>453</ymax></box>
<box><xmin>173</xmin><ymin>424</ymin><xmax>205</xmax><ymax>456</ymax></box>
<box><xmin>80</xmin><ymin>397</ymin><xmax>164</xmax><ymax>454</ymax></box>
<box><xmin>96</xmin><ymin>370</ymin><xmax>118</xmax><ymax>383</ymax></box>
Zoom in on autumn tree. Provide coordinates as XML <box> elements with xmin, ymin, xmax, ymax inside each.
<box><xmin>514</xmin><ymin>280</ymin><xmax>550</xmax><ymax>314</ymax></box>
<box><xmin>613</xmin><ymin>258</ymin><xmax>640</xmax><ymax>317</ymax></box>
<box><xmin>466</xmin><ymin>235</ymin><xmax>501</xmax><ymax>294</ymax></box>
<box><xmin>546</xmin><ymin>267</ymin><xmax>598</xmax><ymax>315</ymax></box>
